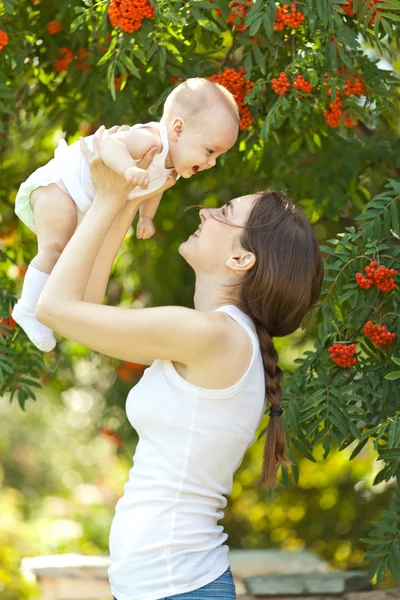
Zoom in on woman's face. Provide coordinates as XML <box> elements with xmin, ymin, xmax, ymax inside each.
<box><xmin>179</xmin><ymin>194</ymin><xmax>257</xmax><ymax>276</ymax></box>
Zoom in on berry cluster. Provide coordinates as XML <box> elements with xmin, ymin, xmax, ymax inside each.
<box><xmin>99</xmin><ymin>427</ymin><xmax>125</xmax><ymax>449</ymax></box>
<box><xmin>213</xmin><ymin>1</ymin><xmax>253</xmax><ymax>32</ymax></box>
<box><xmin>52</xmin><ymin>47</ymin><xmax>74</xmax><ymax>72</ymax></box>
<box><xmin>210</xmin><ymin>68</ymin><xmax>254</xmax><ymax>130</ymax></box>
<box><xmin>272</xmin><ymin>72</ymin><xmax>290</xmax><ymax>95</ymax></box>
<box><xmin>340</xmin><ymin>0</ymin><xmax>383</xmax><ymax>24</ymax></box>
<box><xmin>363</xmin><ymin>321</ymin><xmax>397</xmax><ymax>348</ymax></box>
<box><xmin>294</xmin><ymin>74</ymin><xmax>313</xmax><ymax>93</ymax></box>
<box><xmin>343</xmin><ymin>113</ymin><xmax>358</xmax><ymax>128</ymax></box>
<box><xmin>108</xmin><ymin>0</ymin><xmax>154</xmax><ymax>34</ymax></box>
<box><xmin>76</xmin><ymin>47</ymin><xmax>91</xmax><ymax>72</ymax></box>
<box><xmin>344</xmin><ymin>74</ymin><xmax>365</xmax><ymax>96</ymax></box>
<box><xmin>114</xmin><ymin>73</ymin><xmax>131</xmax><ymax>90</ymax></box>
<box><xmin>274</xmin><ymin>3</ymin><xmax>305</xmax><ymax>30</ymax></box>
<box><xmin>52</xmin><ymin>47</ymin><xmax>91</xmax><ymax>73</ymax></box>
<box><xmin>324</xmin><ymin>93</ymin><xmax>345</xmax><ymax>128</ymax></box>
<box><xmin>114</xmin><ymin>75</ymin><xmax>124</xmax><ymax>90</ymax></box>
<box><xmin>341</xmin><ymin>0</ymin><xmax>355</xmax><ymax>16</ymax></box>
<box><xmin>117</xmin><ymin>360</ymin><xmax>145</xmax><ymax>382</ymax></box>
<box><xmin>0</xmin><ymin>30</ymin><xmax>8</xmax><ymax>53</ymax></box>
<box><xmin>328</xmin><ymin>343</ymin><xmax>357</xmax><ymax>368</ymax></box>
<box><xmin>356</xmin><ymin>261</ymin><xmax>397</xmax><ymax>292</ymax></box>
<box><xmin>0</xmin><ymin>316</ymin><xmax>16</xmax><ymax>336</ymax></box>
<box><xmin>228</xmin><ymin>1</ymin><xmax>252</xmax><ymax>31</ymax></box>
<box><xmin>47</xmin><ymin>20</ymin><xmax>63</xmax><ymax>35</ymax></box>
<box><xmin>324</xmin><ymin>68</ymin><xmax>365</xmax><ymax>128</ymax></box>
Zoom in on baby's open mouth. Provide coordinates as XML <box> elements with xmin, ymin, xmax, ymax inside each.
<box><xmin>192</xmin><ymin>165</ymin><xmax>199</xmax><ymax>174</ymax></box>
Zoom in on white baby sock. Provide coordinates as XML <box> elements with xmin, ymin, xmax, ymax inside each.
<box><xmin>12</xmin><ymin>265</ymin><xmax>56</xmax><ymax>352</ymax></box>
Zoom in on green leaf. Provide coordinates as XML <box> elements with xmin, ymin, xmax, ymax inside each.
<box><xmin>287</xmin><ymin>137</ymin><xmax>303</xmax><ymax>155</ymax></box>
<box><xmin>381</xmin><ymin>17</ymin><xmax>394</xmax><ymax>36</ymax></box>
<box><xmin>252</xmin><ymin>44</ymin><xmax>266</xmax><ymax>74</ymax></box>
<box><xmin>339</xmin><ymin>290</ymin><xmax>356</xmax><ymax>303</ymax></box>
<box><xmin>290</xmin><ymin>437</ymin><xmax>317</xmax><ymax>462</ymax></box>
<box><xmin>360</xmin><ymin>537</ymin><xmax>392</xmax><ymax>545</ymax></box>
<box><xmin>371</xmin><ymin>520</ymin><xmax>400</xmax><ymax>534</ymax></box>
<box><xmin>120</xmin><ymin>53</ymin><xmax>141</xmax><ymax>78</ymax></box>
<box><xmin>350</xmin><ymin>437</ymin><xmax>369</xmax><ymax>460</ymax></box>
<box><xmin>313</xmin><ymin>133</ymin><xmax>322</xmax><ymax>148</ymax></box>
<box><xmin>385</xmin><ymin>371</ymin><xmax>400</xmax><ymax>380</ymax></box>
<box><xmin>389</xmin><ymin>419</ymin><xmax>399</xmax><ymax>448</ymax></box>
<box><xmin>243</xmin><ymin>53</ymin><xmax>253</xmax><ymax>79</ymax></box>
<box><xmin>97</xmin><ymin>37</ymin><xmax>117</xmax><ymax>67</ymax></box>
<box><xmin>70</xmin><ymin>13</ymin><xmax>86</xmax><ymax>33</ymax></box>
<box><xmin>107</xmin><ymin>61</ymin><xmax>116</xmax><ymax>102</ymax></box>
<box><xmin>322</xmin><ymin>434</ymin><xmax>331</xmax><ymax>459</ymax></box>
<box><xmin>249</xmin><ymin>15</ymin><xmax>263</xmax><ymax>35</ymax></box>
<box><xmin>390</xmin><ymin>201</ymin><xmax>399</xmax><ymax>234</ymax></box>
<box><xmin>383</xmin><ymin>11</ymin><xmax>400</xmax><ymax>19</ymax></box>
<box><xmin>263</xmin><ymin>12</ymin><xmax>273</xmax><ymax>36</ymax></box>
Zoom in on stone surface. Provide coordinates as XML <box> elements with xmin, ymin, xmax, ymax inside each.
<box><xmin>243</xmin><ymin>572</ymin><xmax>371</xmax><ymax>596</ymax></box>
<box><xmin>20</xmin><ymin>554</ymin><xmax>111</xmax><ymax>580</ymax></box>
<box><xmin>346</xmin><ymin>591</ymin><xmax>400</xmax><ymax>600</ymax></box>
<box><xmin>229</xmin><ymin>550</ymin><xmax>330</xmax><ymax>578</ymax></box>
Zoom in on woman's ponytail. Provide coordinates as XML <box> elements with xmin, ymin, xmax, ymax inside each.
<box><xmin>253</xmin><ymin>321</ymin><xmax>291</xmax><ymax>487</ymax></box>
<box><xmin>237</xmin><ymin>189</ymin><xmax>324</xmax><ymax>487</ymax></box>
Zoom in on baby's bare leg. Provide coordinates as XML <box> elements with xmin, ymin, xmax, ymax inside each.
<box><xmin>30</xmin><ymin>183</ymin><xmax>78</xmax><ymax>273</ymax></box>
<box><xmin>12</xmin><ymin>184</ymin><xmax>78</xmax><ymax>351</ymax></box>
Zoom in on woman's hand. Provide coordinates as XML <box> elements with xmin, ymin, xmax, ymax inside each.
<box><xmin>80</xmin><ymin>125</ymin><xmax>160</xmax><ymax>212</ymax></box>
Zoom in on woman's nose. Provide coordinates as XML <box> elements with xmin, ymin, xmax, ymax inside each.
<box><xmin>199</xmin><ymin>208</ymin><xmax>209</xmax><ymax>222</ymax></box>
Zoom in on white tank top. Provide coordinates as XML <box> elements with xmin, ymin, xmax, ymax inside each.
<box><xmin>108</xmin><ymin>305</ymin><xmax>266</xmax><ymax>600</ymax></box>
<box><xmin>53</xmin><ymin>122</ymin><xmax>175</xmax><ymax>213</ymax></box>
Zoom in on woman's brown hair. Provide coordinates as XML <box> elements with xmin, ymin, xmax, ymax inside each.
<box><xmin>237</xmin><ymin>190</ymin><xmax>324</xmax><ymax>488</ymax></box>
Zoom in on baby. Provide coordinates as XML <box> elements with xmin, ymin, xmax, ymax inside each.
<box><xmin>12</xmin><ymin>78</ymin><xmax>239</xmax><ymax>352</ymax></box>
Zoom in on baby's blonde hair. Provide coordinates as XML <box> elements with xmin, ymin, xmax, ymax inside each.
<box><xmin>162</xmin><ymin>78</ymin><xmax>239</xmax><ymax>127</ymax></box>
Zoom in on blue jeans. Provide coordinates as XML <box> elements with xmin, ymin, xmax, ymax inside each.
<box><xmin>112</xmin><ymin>566</ymin><xmax>236</xmax><ymax>600</ymax></box>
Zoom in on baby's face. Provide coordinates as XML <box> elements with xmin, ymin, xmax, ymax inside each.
<box><xmin>169</xmin><ymin>106</ymin><xmax>239</xmax><ymax>179</ymax></box>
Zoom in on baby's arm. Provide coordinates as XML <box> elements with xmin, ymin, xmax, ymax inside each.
<box><xmin>97</xmin><ymin>127</ymin><xmax>162</xmax><ymax>188</ymax></box>
<box><xmin>137</xmin><ymin>193</ymin><xmax>162</xmax><ymax>240</ymax></box>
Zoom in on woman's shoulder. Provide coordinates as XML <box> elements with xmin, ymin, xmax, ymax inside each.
<box><xmin>178</xmin><ymin>307</ymin><xmax>255</xmax><ymax>389</ymax></box>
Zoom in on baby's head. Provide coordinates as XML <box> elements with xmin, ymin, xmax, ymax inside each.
<box><xmin>161</xmin><ymin>78</ymin><xmax>239</xmax><ymax>178</ymax></box>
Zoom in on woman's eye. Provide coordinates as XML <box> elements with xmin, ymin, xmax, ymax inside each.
<box><xmin>221</xmin><ymin>206</ymin><xmax>226</xmax><ymax>216</ymax></box>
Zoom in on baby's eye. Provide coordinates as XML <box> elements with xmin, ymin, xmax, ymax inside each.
<box><xmin>206</xmin><ymin>149</ymin><xmax>214</xmax><ymax>155</ymax></box>
<box><xmin>221</xmin><ymin>206</ymin><xmax>227</xmax><ymax>216</ymax></box>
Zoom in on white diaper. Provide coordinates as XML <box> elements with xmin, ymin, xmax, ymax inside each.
<box><xmin>14</xmin><ymin>158</ymin><xmax>70</xmax><ymax>233</ymax></box>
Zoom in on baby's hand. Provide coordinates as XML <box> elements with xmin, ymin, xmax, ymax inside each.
<box><xmin>124</xmin><ymin>167</ymin><xmax>150</xmax><ymax>189</ymax></box>
<box><xmin>137</xmin><ymin>216</ymin><xmax>155</xmax><ymax>240</ymax></box>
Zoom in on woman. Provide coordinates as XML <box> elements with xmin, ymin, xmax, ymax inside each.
<box><xmin>36</xmin><ymin>127</ymin><xmax>324</xmax><ymax>600</ymax></box>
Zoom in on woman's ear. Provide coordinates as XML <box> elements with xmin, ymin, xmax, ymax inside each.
<box><xmin>171</xmin><ymin>117</ymin><xmax>185</xmax><ymax>141</ymax></box>
<box><xmin>225</xmin><ymin>251</ymin><xmax>256</xmax><ymax>273</ymax></box>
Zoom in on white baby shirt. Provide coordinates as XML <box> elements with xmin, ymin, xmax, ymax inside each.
<box><xmin>53</xmin><ymin>121</ymin><xmax>175</xmax><ymax>213</ymax></box>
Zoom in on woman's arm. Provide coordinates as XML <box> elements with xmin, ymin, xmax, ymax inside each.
<box><xmin>83</xmin><ymin>198</ymin><xmax>138</xmax><ymax>303</ymax></box>
<box><xmin>35</xmin><ymin>130</ymin><xmax>226</xmax><ymax>365</ymax></box>
<box><xmin>82</xmin><ymin>127</ymin><xmax>169</xmax><ymax>304</ymax></box>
